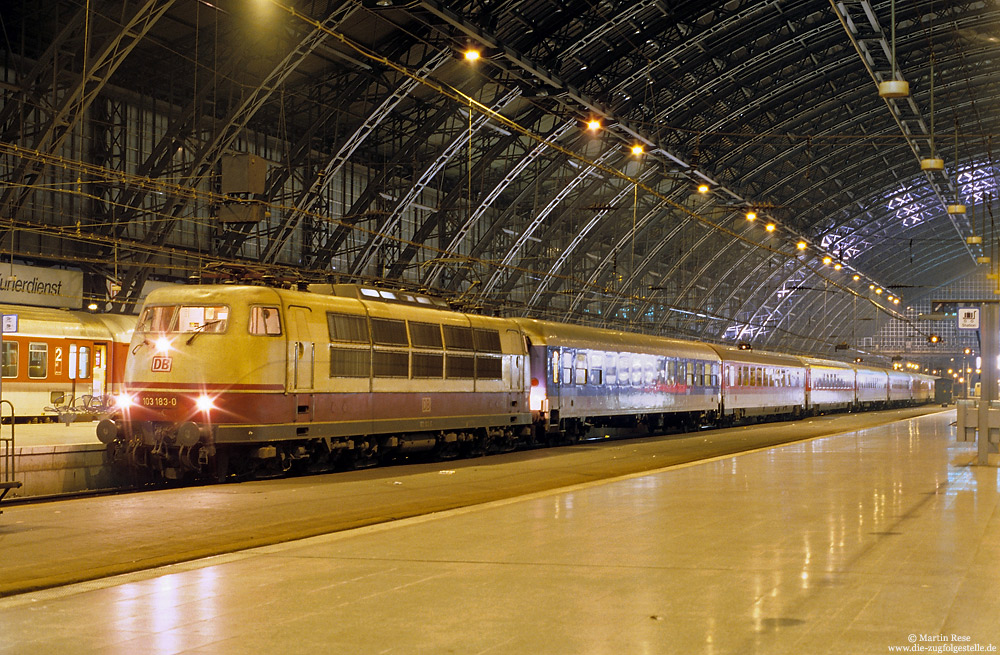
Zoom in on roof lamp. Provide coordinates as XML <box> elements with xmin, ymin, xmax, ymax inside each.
<box><xmin>697</xmin><ymin>184</ymin><xmax>710</xmax><ymax>194</ymax></box>
<box><xmin>875</xmin><ymin>288</ymin><xmax>883</xmax><ymax>295</ymax></box>
<box><xmin>586</xmin><ymin>120</ymin><xmax>601</xmax><ymax>131</ymax></box>
<box><xmin>765</xmin><ymin>223</ymin><xmax>776</xmax><ymax>232</ymax></box>
<box><xmin>853</xmin><ymin>274</ymin><xmax>860</xmax><ymax>281</ymax></box>
<box><xmin>796</xmin><ymin>241</ymin><xmax>807</xmax><ymax>250</ymax></box>
<box><xmin>822</xmin><ymin>256</ymin><xmax>832</xmax><ymax>265</ymax></box>
<box><xmin>463</xmin><ymin>49</ymin><xmax>480</xmax><ymax>62</ymax></box>
<box><xmin>834</xmin><ymin>263</ymin><xmax>843</xmax><ymax>271</ymax></box>
<box><xmin>745</xmin><ymin>211</ymin><xmax>757</xmax><ymax>221</ymax></box>
<box><xmin>631</xmin><ymin>144</ymin><xmax>644</xmax><ymax>155</ymax></box>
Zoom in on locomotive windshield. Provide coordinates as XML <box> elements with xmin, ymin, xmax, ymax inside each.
<box><xmin>137</xmin><ymin>305</ymin><xmax>229</xmax><ymax>333</ymax></box>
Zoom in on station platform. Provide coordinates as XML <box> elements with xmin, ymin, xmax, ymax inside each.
<box><xmin>1</xmin><ymin>407</ymin><xmax>995</xmax><ymax>653</ymax></box>
<box><xmin>3</xmin><ymin>420</ymin><xmax>108</xmax><ymax>498</ymax></box>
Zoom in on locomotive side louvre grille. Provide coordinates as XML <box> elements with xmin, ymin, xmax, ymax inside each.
<box><xmin>409</xmin><ymin>321</ymin><xmax>443</xmax><ymax>349</ymax></box>
<box><xmin>327</xmin><ymin>312</ymin><xmax>370</xmax><ymax>343</ymax></box>
<box><xmin>371</xmin><ymin>318</ymin><xmax>409</xmax><ymax>346</ymax></box>
<box><xmin>412</xmin><ymin>352</ymin><xmax>444</xmax><ymax>378</ymax></box>
<box><xmin>329</xmin><ymin>347</ymin><xmax>370</xmax><ymax>377</ymax></box>
<box><xmin>373</xmin><ymin>350</ymin><xmax>409</xmax><ymax>377</ymax></box>
<box><xmin>475</xmin><ymin>355</ymin><xmax>502</xmax><ymax>380</ymax></box>
<box><xmin>443</xmin><ymin>325</ymin><xmax>474</xmax><ymax>351</ymax></box>
<box><xmin>473</xmin><ymin>328</ymin><xmax>501</xmax><ymax>353</ymax></box>
<box><xmin>447</xmin><ymin>354</ymin><xmax>475</xmax><ymax>378</ymax></box>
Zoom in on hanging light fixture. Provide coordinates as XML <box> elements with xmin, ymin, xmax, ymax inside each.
<box><xmin>878</xmin><ymin>0</ymin><xmax>910</xmax><ymax>98</ymax></box>
<box><xmin>920</xmin><ymin>52</ymin><xmax>944</xmax><ymax>170</ymax></box>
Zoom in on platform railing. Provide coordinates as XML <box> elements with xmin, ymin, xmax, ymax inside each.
<box><xmin>0</xmin><ymin>399</ymin><xmax>21</xmax><ymax>510</ymax></box>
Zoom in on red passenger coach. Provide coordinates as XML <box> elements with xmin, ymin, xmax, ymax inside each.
<box><xmin>0</xmin><ymin>304</ymin><xmax>134</xmax><ymax>419</ymax></box>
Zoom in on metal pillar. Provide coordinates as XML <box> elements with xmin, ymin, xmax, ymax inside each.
<box><xmin>979</xmin><ymin>303</ymin><xmax>1000</xmax><ymax>464</ymax></box>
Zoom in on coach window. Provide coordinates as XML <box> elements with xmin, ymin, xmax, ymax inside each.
<box><xmin>605</xmin><ymin>356</ymin><xmax>616</xmax><ymax>385</ymax></box>
<box><xmin>2</xmin><ymin>341</ymin><xmax>16</xmax><ymax>378</ymax></box>
<box><xmin>28</xmin><ymin>343</ymin><xmax>47</xmax><ymax>379</ymax></box>
<box><xmin>551</xmin><ymin>350</ymin><xmax>560</xmax><ymax>384</ymax></box>
<box><xmin>78</xmin><ymin>346</ymin><xmax>90</xmax><ymax>379</ymax></box>
<box><xmin>575</xmin><ymin>353</ymin><xmax>587</xmax><ymax>385</ymax></box>
<box><xmin>562</xmin><ymin>349</ymin><xmax>573</xmax><ymax>385</ymax></box>
<box><xmin>249</xmin><ymin>306</ymin><xmax>282</xmax><ymax>335</ymax></box>
<box><xmin>589</xmin><ymin>353</ymin><xmax>603</xmax><ymax>385</ymax></box>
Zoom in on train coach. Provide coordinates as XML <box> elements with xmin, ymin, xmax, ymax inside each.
<box><xmin>0</xmin><ymin>304</ymin><xmax>134</xmax><ymax>420</ymax></box>
<box><xmin>513</xmin><ymin>317</ymin><xmax>721</xmax><ymax>438</ymax></box>
<box><xmin>100</xmin><ymin>282</ymin><xmax>935</xmax><ymax>482</ymax></box>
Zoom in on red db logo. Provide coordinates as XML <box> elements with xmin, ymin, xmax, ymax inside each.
<box><xmin>151</xmin><ymin>356</ymin><xmax>173</xmax><ymax>373</ymax></box>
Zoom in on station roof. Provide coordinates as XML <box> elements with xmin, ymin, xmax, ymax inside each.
<box><xmin>2</xmin><ymin>0</ymin><xmax>994</xmax><ymax>361</ymax></box>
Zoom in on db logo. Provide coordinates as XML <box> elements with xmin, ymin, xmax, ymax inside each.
<box><xmin>151</xmin><ymin>356</ymin><xmax>173</xmax><ymax>372</ymax></box>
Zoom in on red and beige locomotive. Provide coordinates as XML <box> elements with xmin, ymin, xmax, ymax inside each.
<box><xmin>99</xmin><ymin>283</ymin><xmax>935</xmax><ymax>481</ymax></box>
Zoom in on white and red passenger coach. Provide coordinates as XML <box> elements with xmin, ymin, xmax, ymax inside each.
<box><xmin>0</xmin><ymin>303</ymin><xmax>134</xmax><ymax>419</ymax></box>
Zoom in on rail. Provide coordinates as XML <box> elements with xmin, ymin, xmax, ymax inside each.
<box><xmin>0</xmin><ymin>399</ymin><xmax>21</xmax><ymax>512</ymax></box>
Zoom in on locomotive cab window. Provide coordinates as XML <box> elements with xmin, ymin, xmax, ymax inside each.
<box><xmin>249</xmin><ymin>306</ymin><xmax>281</xmax><ymax>335</ymax></box>
<box><xmin>178</xmin><ymin>306</ymin><xmax>228</xmax><ymax>333</ymax></box>
<box><xmin>137</xmin><ymin>305</ymin><xmax>177</xmax><ymax>332</ymax></box>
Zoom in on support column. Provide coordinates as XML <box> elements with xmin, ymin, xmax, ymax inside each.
<box><xmin>978</xmin><ymin>303</ymin><xmax>999</xmax><ymax>465</ymax></box>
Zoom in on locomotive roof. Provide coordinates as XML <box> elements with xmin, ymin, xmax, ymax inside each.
<box><xmin>512</xmin><ymin>317</ymin><xmax>720</xmax><ymax>360</ymax></box>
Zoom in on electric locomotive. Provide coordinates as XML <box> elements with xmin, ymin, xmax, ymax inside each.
<box><xmin>100</xmin><ymin>284</ymin><xmax>532</xmax><ymax>479</ymax></box>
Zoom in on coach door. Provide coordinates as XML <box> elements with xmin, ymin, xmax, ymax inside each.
<box><xmin>288</xmin><ymin>306</ymin><xmax>314</xmax><ymax>391</ymax></box>
<box><xmin>90</xmin><ymin>343</ymin><xmax>109</xmax><ymax>399</ymax></box>
<box><xmin>65</xmin><ymin>342</ymin><xmax>93</xmax><ymax>404</ymax></box>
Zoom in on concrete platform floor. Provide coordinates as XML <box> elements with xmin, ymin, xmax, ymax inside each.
<box><xmin>8</xmin><ymin>419</ymin><xmax>103</xmax><ymax>447</ymax></box>
<box><xmin>1</xmin><ymin>409</ymin><xmax>995</xmax><ymax>654</ymax></box>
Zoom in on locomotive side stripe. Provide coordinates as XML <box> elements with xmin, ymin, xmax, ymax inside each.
<box><xmin>126</xmin><ymin>382</ymin><xmax>285</xmax><ymax>392</ymax></box>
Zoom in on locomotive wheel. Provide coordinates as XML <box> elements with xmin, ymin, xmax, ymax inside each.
<box><xmin>348</xmin><ymin>438</ymin><xmax>379</xmax><ymax>469</ymax></box>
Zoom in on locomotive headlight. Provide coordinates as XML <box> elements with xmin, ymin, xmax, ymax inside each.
<box><xmin>195</xmin><ymin>394</ymin><xmax>215</xmax><ymax>412</ymax></box>
<box><xmin>114</xmin><ymin>393</ymin><xmax>135</xmax><ymax>409</ymax></box>
<box><xmin>155</xmin><ymin>336</ymin><xmax>172</xmax><ymax>354</ymax></box>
